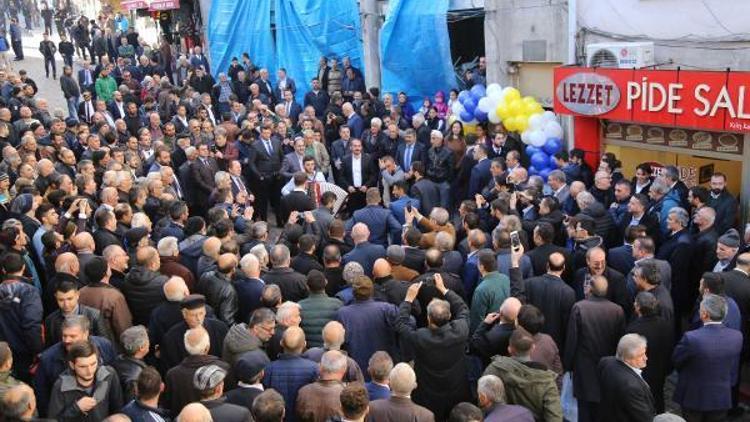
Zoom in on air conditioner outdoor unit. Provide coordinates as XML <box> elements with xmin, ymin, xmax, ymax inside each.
<box><xmin>586</xmin><ymin>42</ymin><xmax>655</xmax><ymax>69</ymax></box>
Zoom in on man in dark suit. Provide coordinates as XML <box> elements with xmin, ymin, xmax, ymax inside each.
<box><xmin>338</xmin><ymin>139</ymin><xmax>377</xmax><ymax>213</ymax></box>
<box><xmin>509</xmin><ymin>250</ymin><xmax>575</xmax><ymax>352</ymax></box>
<box><xmin>347</xmin><ymin>188</ymin><xmax>401</xmax><ymax>247</ymax></box>
<box><xmin>724</xmin><ymin>253</ymin><xmax>750</xmax><ymax>359</ymax></box>
<box><xmin>632</xmin><ymin>260</ymin><xmax>674</xmax><ymax>323</ymax></box>
<box><xmin>468</xmin><ymin>145</ymin><xmax>493</xmax><ymax>199</ymax></box>
<box><xmin>77</xmin><ymin>61</ymin><xmax>96</xmax><ymax>94</ymax></box>
<box><xmin>303</xmin><ymin>78</ymin><xmax>329</xmax><ymax>118</ymax></box>
<box><xmin>279</xmin><ymin>172</ymin><xmax>315</xmax><ymax>224</ymax></box>
<box><xmin>627</xmin><ymin>291</ymin><xmax>674</xmax><ymax>413</ymax></box>
<box><xmin>107</xmin><ymin>91</ymin><xmax>127</xmax><ymax>120</ymax></box>
<box><xmin>395</xmin><ymin>129</ymin><xmax>425</xmax><ymax>175</ymax></box>
<box><xmin>227</xmin><ymin>160</ymin><xmax>249</xmax><ymax>198</ymax></box>
<box><xmin>526</xmin><ymin>222</ymin><xmax>572</xmax><ymax>281</ymax></box>
<box><xmin>627</xmin><ymin>236</ymin><xmax>672</xmax><ymax>299</ymax></box>
<box><xmin>409</xmin><ymin>161</ymin><xmax>440</xmax><ymax>217</ymax></box>
<box><xmin>255</xmin><ymin>69</ymin><xmax>275</xmax><ymax>104</ymax></box>
<box><xmin>655</xmin><ymin>207</ymin><xmax>695</xmax><ymax>327</ymax></box>
<box><xmin>273</xmin><ymin>69</ymin><xmax>296</xmax><ymax>103</ymax></box>
<box><xmin>620</xmin><ymin>194</ymin><xmax>660</xmax><ymax>243</ymax></box>
<box><xmin>342</xmin><ymin>223</ymin><xmax>386</xmax><ymax>277</ymax></box>
<box><xmin>573</xmin><ymin>247</ymin><xmax>630</xmax><ymax>315</ymax></box>
<box><xmin>279</xmin><ymin>89</ymin><xmax>302</xmax><ymax>125</ymax></box>
<box><xmin>77</xmin><ymin>91</ymin><xmax>96</xmax><ymax>124</ymax></box>
<box><xmin>673</xmin><ymin>294</ymin><xmax>743</xmax><ymax>422</ymax></box>
<box><xmin>189</xmin><ymin>143</ymin><xmax>219</xmax><ymax>217</ymax></box>
<box><xmin>248</xmin><ymin>125</ymin><xmax>284</xmax><ymax>225</ymax></box>
<box><xmin>564</xmin><ymin>276</ymin><xmax>625</xmax><ymax>422</ymax></box>
<box><xmin>394</xmin><ymin>274</ymin><xmax>470</xmax><ymax>421</ymax></box>
<box><xmin>598</xmin><ymin>334</ymin><xmax>655</xmax><ymax>422</ymax></box>
<box><xmin>607</xmin><ymin>225</ymin><xmax>643</xmax><ymax>276</ymax></box>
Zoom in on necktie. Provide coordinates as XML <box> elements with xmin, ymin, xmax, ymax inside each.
<box><xmin>405</xmin><ymin>145</ymin><xmax>413</xmax><ymax>170</ymax></box>
<box><xmin>286</xmin><ymin>102</ymin><xmax>291</xmax><ymax>115</ymax></box>
<box><xmin>85</xmin><ymin>70</ymin><xmax>91</xmax><ymax>85</ymax></box>
<box><xmin>264</xmin><ymin>140</ymin><xmax>272</xmax><ymax>155</ymax></box>
<box><xmin>173</xmin><ymin>177</ymin><xmax>183</xmax><ymax>198</ymax></box>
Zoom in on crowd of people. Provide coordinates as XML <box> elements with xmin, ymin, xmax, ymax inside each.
<box><xmin>0</xmin><ymin>15</ymin><xmax>746</xmax><ymax>421</ymax></box>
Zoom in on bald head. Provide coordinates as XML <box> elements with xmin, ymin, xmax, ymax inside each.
<box><xmin>163</xmin><ymin>276</ymin><xmax>189</xmax><ymax>302</ymax></box>
<box><xmin>178</xmin><ymin>403</ymin><xmax>213</xmax><ymax>422</ymax></box>
<box><xmin>136</xmin><ymin>246</ymin><xmax>160</xmax><ymax>269</ymax></box>
<box><xmin>55</xmin><ymin>252</ymin><xmax>80</xmax><ymax>276</ymax></box>
<box><xmin>570</xmin><ymin>181</ymin><xmax>586</xmax><ymax>196</ymax></box>
<box><xmin>372</xmin><ymin>258</ymin><xmax>391</xmax><ymax>278</ymax></box>
<box><xmin>499</xmin><ymin>297</ymin><xmax>522</xmax><ymax>323</ymax></box>
<box><xmin>72</xmin><ymin>232</ymin><xmax>95</xmax><ymax>252</ymax></box>
<box><xmin>184</xmin><ymin>326</ymin><xmax>210</xmax><ymax>355</ymax></box>
<box><xmin>351</xmin><ymin>223</ymin><xmax>370</xmax><ymax>244</ymax></box>
<box><xmin>591</xmin><ymin>275</ymin><xmax>609</xmax><ymax>297</ymax></box>
<box><xmin>217</xmin><ymin>253</ymin><xmax>237</xmax><ymax>274</ymax></box>
<box><xmin>202</xmin><ymin>237</ymin><xmax>221</xmax><ymax>258</ymax></box>
<box><xmin>322</xmin><ymin>321</ymin><xmax>345</xmax><ymax>349</ymax></box>
<box><xmin>281</xmin><ymin>326</ymin><xmax>306</xmax><ymax>354</ymax></box>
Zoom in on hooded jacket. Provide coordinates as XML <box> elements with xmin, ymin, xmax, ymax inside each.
<box><xmin>122</xmin><ymin>266</ymin><xmax>168</xmax><ymax>326</ymax></box>
<box><xmin>579</xmin><ymin>202</ymin><xmax>617</xmax><ymax>247</ymax></box>
<box><xmin>179</xmin><ymin>234</ymin><xmax>207</xmax><ymax>274</ymax></box>
<box><xmin>222</xmin><ymin>323</ymin><xmax>264</xmax><ymax>366</ymax></box>
<box><xmin>484</xmin><ymin>356</ymin><xmax>563</xmax><ymax>422</ymax></box>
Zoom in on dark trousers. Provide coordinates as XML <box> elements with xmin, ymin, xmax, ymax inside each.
<box><xmin>43</xmin><ymin>20</ymin><xmax>52</xmax><ymax>35</ymax></box>
<box><xmin>578</xmin><ymin>400</ymin><xmax>599</xmax><ymax>422</ymax></box>
<box><xmin>62</xmin><ymin>54</ymin><xmax>73</xmax><ymax>67</ymax></box>
<box><xmin>44</xmin><ymin>56</ymin><xmax>56</xmax><ymax>77</ymax></box>
<box><xmin>682</xmin><ymin>409</ymin><xmax>727</xmax><ymax>422</ymax></box>
<box><xmin>11</xmin><ymin>40</ymin><xmax>22</xmax><ymax>59</ymax></box>
<box><xmin>253</xmin><ymin>175</ymin><xmax>282</xmax><ymax>226</ymax></box>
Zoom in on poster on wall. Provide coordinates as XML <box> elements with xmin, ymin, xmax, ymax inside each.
<box><xmin>647</xmin><ymin>162</ymin><xmax>698</xmax><ymax>188</ymax></box>
<box><xmin>603</xmin><ymin>121</ymin><xmax>743</xmax><ymax>156</ymax></box>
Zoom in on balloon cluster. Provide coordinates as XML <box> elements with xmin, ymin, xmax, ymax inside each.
<box><xmin>451</xmin><ymin>83</ymin><xmax>565</xmax><ymax>180</ymax></box>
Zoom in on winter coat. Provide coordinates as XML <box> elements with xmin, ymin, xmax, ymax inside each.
<box><xmin>163</xmin><ymin>354</ymin><xmax>231</xmax><ymax>414</ymax></box>
<box><xmin>484</xmin><ymin>356</ymin><xmax>562</xmax><ymax>421</ymax></box>
<box><xmin>179</xmin><ymin>234</ymin><xmax>207</xmax><ymax>275</ymax></box>
<box><xmin>122</xmin><ymin>266</ymin><xmax>168</xmax><ymax>325</ymax></box>
<box><xmin>222</xmin><ymin>322</ymin><xmax>265</xmax><ymax>367</ymax></box>
<box><xmin>48</xmin><ymin>366</ymin><xmax>123</xmax><ymax>422</ymax></box>
<box><xmin>470</xmin><ymin>272</ymin><xmax>510</xmax><ymax>332</ymax></box>
<box><xmin>299</xmin><ymin>293</ymin><xmax>343</xmax><ymax>348</ymax></box>
<box><xmin>44</xmin><ymin>304</ymin><xmax>113</xmax><ymax>347</ymax></box>
<box><xmin>263</xmin><ymin>353</ymin><xmax>319</xmax><ymax>422</ymax></box>
<box><xmin>0</xmin><ymin>276</ymin><xmax>43</xmax><ymax>358</ymax></box>
<box><xmin>197</xmin><ymin>270</ymin><xmax>238</xmax><ymax>326</ymax></box>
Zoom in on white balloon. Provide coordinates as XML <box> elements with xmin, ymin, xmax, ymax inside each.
<box><xmin>529</xmin><ymin>130</ymin><xmax>546</xmax><ymax>147</ymax></box>
<box><xmin>521</xmin><ymin>130</ymin><xmax>531</xmax><ymax>144</ymax></box>
<box><xmin>528</xmin><ymin>113</ymin><xmax>544</xmax><ymax>131</ymax></box>
<box><xmin>486</xmin><ymin>83</ymin><xmax>502</xmax><ymax>98</ymax></box>
<box><xmin>543</xmin><ymin>121</ymin><xmax>563</xmax><ymax>139</ymax></box>
<box><xmin>542</xmin><ymin>110</ymin><xmax>557</xmax><ymax>123</ymax></box>
<box><xmin>477</xmin><ymin>97</ymin><xmax>493</xmax><ymax>113</ymax></box>
<box><xmin>488</xmin><ymin>111</ymin><xmax>501</xmax><ymax>124</ymax></box>
<box><xmin>452</xmin><ymin>101</ymin><xmax>464</xmax><ymax>115</ymax></box>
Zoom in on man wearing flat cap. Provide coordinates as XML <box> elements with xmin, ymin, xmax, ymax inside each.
<box><xmin>159</xmin><ymin>294</ymin><xmax>228</xmax><ymax>371</ymax></box>
<box><xmin>225</xmin><ymin>349</ymin><xmax>269</xmax><ymax>410</ymax></box>
<box><xmin>714</xmin><ymin>229</ymin><xmax>741</xmax><ymax>272</ymax></box>
<box><xmin>194</xmin><ymin>364</ymin><xmax>251</xmax><ymax>421</ymax></box>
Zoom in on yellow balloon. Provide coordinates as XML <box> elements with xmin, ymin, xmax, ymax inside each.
<box><xmin>523</xmin><ymin>102</ymin><xmax>539</xmax><ymax>115</ymax></box>
<box><xmin>505</xmin><ymin>88</ymin><xmax>521</xmax><ymax>103</ymax></box>
<box><xmin>522</xmin><ymin>96</ymin><xmax>537</xmax><ymax>105</ymax></box>
<box><xmin>496</xmin><ymin>103</ymin><xmax>511</xmax><ymax>120</ymax></box>
<box><xmin>532</xmin><ymin>104</ymin><xmax>544</xmax><ymax>115</ymax></box>
<box><xmin>508</xmin><ymin>99</ymin><xmax>523</xmax><ymax>116</ymax></box>
<box><xmin>503</xmin><ymin>117</ymin><xmax>517</xmax><ymax>132</ymax></box>
<box><xmin>463</xmin><ymin>123</ymin><xmax>477</xmax><ymax>135</ymax></box>
<box><xmin>516</xmin><ymin>117</ymin><xmax>529</xmax><ymax>133</ymax></box>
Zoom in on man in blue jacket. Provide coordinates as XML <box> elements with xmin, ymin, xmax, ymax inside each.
<box><xmin>673</xmin><ymin>294</ymin><xmax>743</xmax><ymax>421</ymax></box>
<box><xmin>389</xmin><ymin>180</ymin><xmax>420</xmax><ymax>226</ymax></box>
<box><xmin>347</xmin><ymin>188</ymin><xmax>401</xmax><ymax>247</ymax></box>
<box><xmin>343</xmin><ymin>223</ymin><xmax>386</xmax><ymax>277</ymax></box>
<box><xmin>648</xmin><ymin>178</ymin><xmax>681</xmax><ymax>237</ymax></box>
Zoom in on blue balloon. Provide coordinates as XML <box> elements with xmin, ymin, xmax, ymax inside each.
<box><xmin>542</xmin><ymin>138</ymin><xmax>563</xmax><ymax>155</ymax></box>
<box><xmin>530</xmin><ymin>151</ymin><xmax>550</xmax><ymax>170</ymax></box>
<box><xmin>525</xmin><ymin>145</ymin><xmax>541</xmax><ymax>156</ymax></box>
<box><xmin>539</xmin><ymin>167</ymin><xmax>552</xmax><ymax>181</ymax></box>
<box><xmin>458</xmin><ymin>90</ymin><xmax>471</xmax><ymax>103</ymax></box>
<box><xmin>473</xmin><ymin>107</ymin><xmax>488</xmax><ymax>122</ymax></box>
<box><xmin>462</xmin><ymin>98</ymin><xmax>476</xmax><ymax>114</ymax></box>
<box><xmin>459</xmin><ymin>110</ymin><xmax>473</xmax><ymax>122</ymax></box>
<box><xmin>549</xmin><ymin>154</ymin><xmax>559</xmax><ymax>169</ymax></box>
<box><xmin>528</xmin><ymin>166</ymin><xmax>539</xmax><ymax>176</ymax></box>
<box><xmin>470</xmin><ymin>84</ymin><xmax>486</xmax><ymax>101</ymax></box>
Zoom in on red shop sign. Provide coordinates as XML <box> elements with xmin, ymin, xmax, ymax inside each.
<box><xmin>553</xmin><ymin>66</ymin><xmax>750</xmax><ymax>133</ymax></box>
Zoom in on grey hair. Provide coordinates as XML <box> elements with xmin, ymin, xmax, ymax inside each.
<box><xmin>270</xmin><ymin>244</ymin><xmax>291</xmax><ymax>267</ymax></box>
<box><xmin>120</xmin><ymin>325</ymin><xmax>149</xmax><ymax>356</ymax></box>
<box><xmin>663</xmin><ymin>165</ymin><xmax>679</xmax><ymax>182</ymax></box>
<box><xmin>157</xmin><ymin>236</ymin><xmax>179</xmax><ymax>257</ymax></box>
<box><xmin>62</xmin><ymin>315</ymin><xmax>90</xmax><ymax>333</ymax></box>
<box><xmin>320</xmin><ymin>350</ymin><xmax>348</xmax><ymax>375</ymax></box>
<box><xmin>240</xmin><ymin>253</ymin><xmax>259</xmax><ymax>272</ymax></box>
<box><xmin>700</xmin><ymin>293</ymin><xmax>727</xmax><ymax>322</ymax></box>
<box><xmin>650</xmin><ymin>178</ymin><xmax>670</xmax><ymax>195</ymax></box>
<box><xmin>250</xmin><ymin>244</ymin><xmax>269</xmax><ymax>267</ymax></box>
<box><xmin>477</xmin><ymin>374</ymin><xmax>506</xmax><ymax>404</ymax></box>
<box><xmin>576</xmin><ymin>191</ymin><xmax>596</xmax><ymax>209</ymax></box>
<box><xmin>616</xmin><ymin>333</ymin><xmax>647</xmax><ymax>361</ymax></box>
<box><xmin>527</xmin><ymin>175</ymin><xmax>545</xmax><ymax>192</ymax></box>
<box><xmin>668</xmin><ymin>207</ymin><xmax>689</xmax><ymax>227</ymax></box>
<box><xmin>213</xmin><ymin>171</ymin><xmax>230</xmax><ymax>186</ymax></box>
<box><xmin>548</xmin><ymin>169</ymin><xmax>566</xmax><ymax>184</ymax></box>
<box><xmin>343</xmin><ymin>262</ymin><xmax>365</xmax><ymax>283</ymax></box>
<box><xmin>427</xmin><ymin>298</ymin><xmax>451</xmax><ymax>326</ymax></box>
<box><xmin>0</xmin><ymin>384</ymin><xmax>34</xmax><ymax>419</ymax></box>
<box><xmin>389</xmin><ymin>363</ymin><xmax>417</xmax><ymax>396</ymax></box>
<box><xmin>251</xmin><ymin>221</ymin><xmax>268</xmax><ymax>239</ymax></box>
<box><xmin>435</xmin><ymin>231</ymin><xmax>455</xmax><ymax>252</ymax></box>
<box><xmin>184</xmin><ymin>327</ymin><xmax>210</xmax><ymax>356</ymax></box>
<box><xmin>429</xmin><ymin>207</ymin><xmax>449</xmax><ymax>226</ymax></box>
<box><xmin>696</xmin><ymin>207</ymin><xmax>716</xmax><ymax>226</ymax></box>
<box><xmin>386</xmin><ymin>245</ymin><xmax>405</xmax><ymax>264</ymax></box>
<box><xmin>276</xmin><ymin>301</ymin><xmax>300</xmax><ymax>324</ymax></box>
<box><xmin>1</xmin><ymin>218</ymin><xmax>21</xmax><ymax>230</ymax></box>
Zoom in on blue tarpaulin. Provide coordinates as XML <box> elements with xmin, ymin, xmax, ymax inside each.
<box><xmin>380</xmin><ymin>0</ymin><xmax>456</xmax><ymax>103</ymax></box>
<box><xmin>274</xmin><ymin>0</ymin><xmax>364</xmax><ymax>102</ymax></box>
<box><xmin>207</xmin><ymin>0</ymin><xmax>276</xmax><ymax>79</ymax></box>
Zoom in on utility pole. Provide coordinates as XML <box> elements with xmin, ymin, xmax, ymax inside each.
<box><xmin>360</xmin><ymin>0</ymin><xmax>381</xmax><ymax>89</ymax></box>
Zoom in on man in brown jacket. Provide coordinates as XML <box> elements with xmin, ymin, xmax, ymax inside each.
<box><xmin>158</xmin><ymin>236</ymin><xmax>196</xmax><ymax>292</ymax></box>
<box><xmin>386</xmin><ymin>245</ymin><xmax>419</xmax><ymax>282</ymax></box>
<box><xmin>368</xmin><ymin>363</ymin><xmax>434</xmax><ymax>422</ymax></box>
<box><xmin>406</xmin><ymin>207</ymin><xmax>455</xmax><ymax>249</ymax></box>
<box><xmin>296</xmin><ymin>350</ymin><xmax>347</xmax><ymax>421</ymax></box>
<box><xmin>78</xmin><ymin>256</ymin><xmax>133</xmax><ymax>345</ymax></box>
